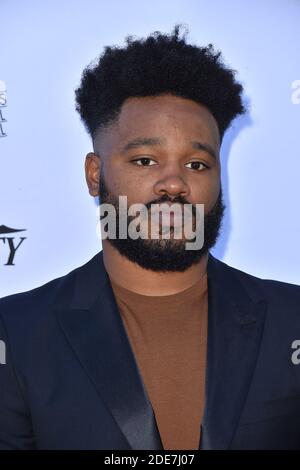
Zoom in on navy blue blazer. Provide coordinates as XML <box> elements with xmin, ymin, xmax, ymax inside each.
<box><xmin>1</xmin><ymin>250</ymin><xmax>300</xmax><ymax>450</ymax></box>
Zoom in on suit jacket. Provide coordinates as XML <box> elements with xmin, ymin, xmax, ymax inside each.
<box><xmin>0</xmin><ymin>250</ymin><xmax>300</xmax><ymax>450</ymax></box>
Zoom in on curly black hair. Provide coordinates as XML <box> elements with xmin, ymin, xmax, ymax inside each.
<box><xmin>75</xmin><ymin>24</ymin><xmax>246</xmax><ymax>142</ymax></box>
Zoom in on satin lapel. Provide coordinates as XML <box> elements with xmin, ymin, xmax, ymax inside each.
<box><xmin>200</xmin><ymin>254</ymin><xmax>267</xmax><ymax>450</ymax></box>
<box><xmin>53</xmin><ymin>251</ymin><xmax>163</xmax><ymax>450</ymax></box>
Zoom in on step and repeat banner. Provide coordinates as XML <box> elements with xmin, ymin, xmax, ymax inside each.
<box><xmin>1</xmin><ymin>0</ymin><xmax>299</xmax><ymax>298</ymax></box>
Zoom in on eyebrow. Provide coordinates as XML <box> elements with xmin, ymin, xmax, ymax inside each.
<box><xmin>121</xmin><ymin>137</ymin><xmax>217</xmax><ymax>160</ymax></box>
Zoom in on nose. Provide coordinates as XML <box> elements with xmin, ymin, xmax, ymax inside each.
<box><xmin>153</xmin><ymin>166</ymin><xmax>190</xmax><ymax>200</ymax></box>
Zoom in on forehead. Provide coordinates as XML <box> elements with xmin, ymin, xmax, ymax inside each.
<box><xmin>94</xmin><ymin>94</ymin><xmax>220</xmax><ymax>154</ymax></box>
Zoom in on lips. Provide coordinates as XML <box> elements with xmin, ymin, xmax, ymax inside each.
<box><xmin>149</xmin><ymin>204</ymin><xmax>185</xmax><ymax>227</ymax></box>
<box><xmin>151</xmin><ymin>203</ymin><xmax>193</xmax><ymax>222</ymax></box>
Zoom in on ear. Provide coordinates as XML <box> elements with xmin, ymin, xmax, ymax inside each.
<box><xmin>85</xmin><ymin>152</ymin><xmax>100</xmax><ymax>197</ymax></box>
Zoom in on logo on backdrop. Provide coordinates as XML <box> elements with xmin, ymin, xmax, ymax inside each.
<box><xmin>0</xmin><ymin>80</ymin><xmax>7</xmax><ymax>137</ymax></box>
<box><xmin>0</xmin><ymin>225</ymin><xmax>27</xmax><ymax>266</ymax></box>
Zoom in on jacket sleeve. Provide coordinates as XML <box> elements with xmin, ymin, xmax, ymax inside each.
<box><xmin>0</xmin><ymin>313</ymin><xmax>36</xmax><ymax>449</ymax></box>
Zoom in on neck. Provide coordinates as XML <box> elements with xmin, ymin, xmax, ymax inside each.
<box><xmin>102</xmin><ymin>239</ymin><xmax>209</xmax><ymax>296</ymax></box>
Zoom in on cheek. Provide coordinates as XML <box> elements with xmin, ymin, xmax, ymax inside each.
<box><xmin>191</xmin><ymin>175</ymin><xmax>220</xmax><ymax>208</ymax></box>
<box><xmin>104</xmin><ymin>160</ymin><xmax>127</xmax><ymax>190</ymax></box>
<box><xmin>105</xmin><ymin>163</ymin><xmax>151</xmax><ymax>200</ymax></box>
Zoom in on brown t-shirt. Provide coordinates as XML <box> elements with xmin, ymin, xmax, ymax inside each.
<box><xmin>110</xmin><ymin>275</ymin><xmax>208</xmax><ymax>450</ymax></box>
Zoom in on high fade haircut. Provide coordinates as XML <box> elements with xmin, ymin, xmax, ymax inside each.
<box><xmin>75</xmin><ymin>24</ymin><xmax>246</xmax><ymax>143</ymax></box>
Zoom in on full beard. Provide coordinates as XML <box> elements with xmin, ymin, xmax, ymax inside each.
<box><xmin>98</xmin><ymin>171</ymin><xmax>225</xmax><ymax>272</ymax></box>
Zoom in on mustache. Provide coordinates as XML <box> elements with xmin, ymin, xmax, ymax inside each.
<box><xmin>144</xmin><ymin>193</ymin><xmax>191</xmax><ymax>209</ymax></box>
<box><xmin>144</xmin><ymin>194</ymin><xmax>197</xmax><ymax>219</ymax></box>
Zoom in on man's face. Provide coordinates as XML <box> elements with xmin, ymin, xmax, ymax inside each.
<box><xmin>87</xmin><ymin>93</ymin><xmax>225</xmax><ymax>271</ymax></box>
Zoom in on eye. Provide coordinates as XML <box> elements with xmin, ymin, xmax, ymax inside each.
<box><xmin>131</xmin><ymin>157</ymin><xmax>157</xmax><ymax>167</ymax></box>
<box><xmin>185</xmin><ymin>161</ymin><xmax>208</xmax><ymax>171</ymax></box>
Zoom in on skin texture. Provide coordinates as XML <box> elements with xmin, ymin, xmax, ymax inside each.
<box><xmin>85</xmin><ymin>94</ymin><xmax>221</xmax><ymax>296</ymax></box>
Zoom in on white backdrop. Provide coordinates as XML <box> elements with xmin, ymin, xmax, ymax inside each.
<box><xmin>1</xmin><ymin>0</ymin><xmax>299</xmax><ymax>298</ymax></box>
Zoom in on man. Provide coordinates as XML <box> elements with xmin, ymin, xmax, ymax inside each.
<box><xmin>1</xmin><ymin>25</ymin><xmax>300</xmax><ymax>451</ymax></box>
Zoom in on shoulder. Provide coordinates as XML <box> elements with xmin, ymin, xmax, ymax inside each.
<box><xmin>0</xmin><ymin>252</ymin><xmax>101</xmax><ymax>330</ymax></box>
<box><xmin>210</xmin><ymin>254</ymin><xmax>300</xmax><ymax>309</ymax></box>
